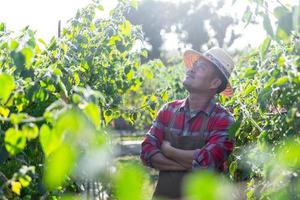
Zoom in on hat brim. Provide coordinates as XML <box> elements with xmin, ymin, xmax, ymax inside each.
<box><xmin>183</xmin><ymin>49</ymin><xmax>234</xmax><ymax>97</ymax></box>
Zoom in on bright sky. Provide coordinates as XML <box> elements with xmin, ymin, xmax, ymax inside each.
<box><xmin>0</xmin><ymin>0</ymin><xmax>297</xmax><ymax>51</ymax></box>
<box><xmin>0</xmin><ymin>0</ymin><xmax>114</xmax><ymax>40</ymax></box>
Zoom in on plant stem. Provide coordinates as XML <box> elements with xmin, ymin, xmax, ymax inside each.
<box><xmin>0</xmin><ymin>116</ymin><xmax>45</xmax><ymax>123</ymax></box>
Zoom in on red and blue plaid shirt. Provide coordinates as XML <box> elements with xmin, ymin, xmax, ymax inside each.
<box><xmin>140</xmin><ymin>98</ymin><xmax>235</xmax><ymax>171</ymax></box>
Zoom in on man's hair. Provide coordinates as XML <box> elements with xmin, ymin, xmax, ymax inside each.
<box><xmin>212</xmin><ymin>64</ymin><xmax>228</xmax><ymax>93</ymax></box>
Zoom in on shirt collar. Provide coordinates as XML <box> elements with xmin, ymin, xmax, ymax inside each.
<box><xmin>179</xmin><ymin>97</ymin><xmax>216</xmax><ymax>116</ymax></box>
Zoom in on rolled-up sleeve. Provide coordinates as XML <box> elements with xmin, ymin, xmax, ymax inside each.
<box><xmin>140</xmin><ymin>105</ymin><xmax>167</xmax><ymax>168</ymax></box>
<box><xmin>192</xmin><ymin>113</ymin><xmax>235</xmax><ymax>171</ymax></box>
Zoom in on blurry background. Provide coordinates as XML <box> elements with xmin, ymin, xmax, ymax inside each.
<box><xmin>2</xmin><ymin>0</ymin><xmax>295</xmax><ymax>55</ymax></box>
<box><xmin>0</xmin><ymin>0</ymin><xmax>299</xmax><ymax>199</ymax></box>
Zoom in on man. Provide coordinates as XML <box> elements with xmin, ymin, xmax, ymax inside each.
<box><xmin>140</xmin><ymin>47</ymin><xmax>235</xmax><ymax>199</ymax></box>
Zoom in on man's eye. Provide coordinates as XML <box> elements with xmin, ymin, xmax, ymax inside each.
<box><xmin>194</xmin><ymin>63</ymin><xmax>205</xmax><ymax>70</ymax></box>
<box><xmin>198</xmin><ymin>63</ymin><xmax>208</xmax><ymax>70</ymax></box>
<box><xmin>193</xmin><ymin>62</ymin><xmax>201</xmax><ymax>69</ymax></box>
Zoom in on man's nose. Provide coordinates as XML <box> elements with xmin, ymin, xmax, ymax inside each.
<box><xmin>187</xmin><ymin>68</ymin><xmax>194</xmax><ymax>73</ymax></box>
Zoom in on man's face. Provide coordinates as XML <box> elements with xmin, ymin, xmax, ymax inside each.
<box><xmin>183</xmin><ymin>59</ymin><xmax>220</xmax><ymax>93</ymax></box>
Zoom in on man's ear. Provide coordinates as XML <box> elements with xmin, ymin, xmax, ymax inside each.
<box><xmin>209</xmin><ymin>78</ymin><xmax>222</xmax><ymax>90</ymax></box>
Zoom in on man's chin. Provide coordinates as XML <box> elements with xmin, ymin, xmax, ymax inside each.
<box><xmin>183</xmin><ymin>81</ymin><xmax>193</xmax><ymax>92</ymax></box>
<box><xmin>183</xmin><ymin>82</ymin><xmax>204</xmax><ymax>94</ymax></box>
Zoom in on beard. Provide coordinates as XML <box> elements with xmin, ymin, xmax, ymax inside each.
<box><xmin>183</xmin><ymin>78</ymin><xmax>213</xmax><ymax>94</ymax></box>
<box><xmin>183</xmin><ymin>79</ymin><xmax>201</xmax><ymax>93</ymax></box>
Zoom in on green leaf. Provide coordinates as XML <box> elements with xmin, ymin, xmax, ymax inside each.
<box><xmin>97</xmin><ymin>5</ymin><xmax>104</xmax><ymax>11</ymax></box>
<box><xmin>229</xmin><ymin>160</ymin><xmax>237</xmax><ymax>178</ymax></box>
<box><xmin>278</xmin><ymin>56</ymin><xmax>285</xmax><ymax>67</ymax></box>
<box><xmin>72</xmin><ymin>94</ymin><xmax>81</xmax><ymax>104</ymax></box>
<box><xmin>32</xmin><ymin>87</ymin><xmax>48</xmax><ymax>102</ymax></box>
<box><xmin>264</xmin><ymin>77</ymin><xmax>275</xmax><ymax>88</ymax></box>
<box><xmin>263</xmin><ymin>14</ymin><xmax>274</xmax><ymax>37</ymax></box>
<box><xmin>292</xmin><ymin>73</ymin><xmax>300</xmax><ymax>84</ymax></box>
<box><xmin>277</xmin><ymin>10</ymin><xmax>293</xmax><ymax>35</ymax></box>
<box><xmin>19</xmin><ymin>175</ymin><xmax>32</xmax><ymax>187</ymax></box>
<box><xmin>274</xmin><ymin>6</ymin><xmax>289</xmax><ymax>19</ymax></box>
<box><xmin>44</xmin><ymin>144</ymin><xmax>76</xmax><ymax>189</ymax></box>
<box><xmin>0</xmin><ymin>106</ymin><xmax>10</xmax><ymax>117</ymax></box>
<box><xmin>108</xmin><ymin>35</ymin><xmax>121</xmax><ymax>46</ymax></box>
<box><xmin>73</xmin><ymin>72</ymin><xmax>80</xmax><ymax>85</ymax></box>
<box><xmin>258</xmin><ymin>130</ymin><xmax>267</xmax><ymax>141</ymax></box>
<box><xmin>130</xmin><ymin>112</ymin><xmax>138</xmax><ymax>124</ymax></box>
<box><xmin>275</xmin><ymin>76</ymin><xmax>289</xmax><ymax>86</ymax></box>
<box><xmin>120</xmin><ymin>20</ymin><xmax>132</xmax><ymax>36</ymax></box>
<box><xmin>0</xmin><ymin>22</ymin><xmax>5</xmax><ymax>31</ymax></box>
<box><xmin>242</xmin><ymin>6</ymin><xmax>252</xmax><ymax>28</ymax></box>
<box><xmin>144</xmin><ymin>68</ymin><xmax>153</xmax><ymax>79</ymax></box>
<box><xmin>38</xmin><ymin>38</ymin><xmax>47</xmax><ymax>47</ymax></box>
<box><xmin>228</xmin><ymin>119</ymin><xmax>242</xmax><ymax>138</ymax></box>
<box><xmin>258</xmin><ymin>87</ymin><xmax>272</xmax><ymax>111</ymax></box>
<box><xmin>58</xmin><ymin>78</ymin><xmax>68</xmax><ymax>98</ymax></box>
<box><xmin>114</xmin><ymin>164</ymin><xmax>148</xmax><ymax>200</ymax></box>
<box><xmin>5</xmin><ymin>128</ymin><xmax>26</xmax><ymax>156</ymax></box>
<box><xmin>10</xmin><ymin>113</ymin><xmax>27</xmax><ymax>125</ymax></box>
<box><xmin>22</xmin><ymin>123</ymin><xmax>39</xmax><ymax>140</ymax></box>
<box><xmin>0</xmin><ymin>73</ymin><xmax>15</xmax><ymax>105</ymax></box>
<box><xmin>130</xmin><ymin>0</ymin><xmax>138</xmax><ymax>9</ymax></box>
<box><xmin>150</xmin><ymin>95</ymin><xmax>157</xmax><ymax>102</ymax></box>
<box><xmin>55</xmin><ymin>110</ymin><xmax>81</xmax><ymax>136</ymax></box>
<box><xmin>39</xmin><ymin>124</ymin><xmax>61</xmax><ymax>157</ymax></box>
<box><xmin>104</xmin><ymin>110</ymin><xmax>113</xmax><ymax>124</ymax></box>
<box><xmin>183</xmin><ymin>170</ymin><xmax>234</xmax><ymax>200</ymax></box>
<box><xmin>161</xmin><ymin>91</ymin><xmax>169</xmax><ymax>101</ymax></box>
<box><xmin>53</xmin><ymin>68</ymin><xmax>63</xmax><ymax>76</ymax></box>
<box><xmin>244</xmin><ymin>67</ymin><xmax>257</xmax><ymax>78</ymax></box>
<box><xmin>10</xmin><ymin>40</ymin><xmax>19</xmax><ymax>51</ymax></box>
<box><xmin>21</xmin><ymin>48</ymin><xmax>34</xmax><ymax>67</ymax></box>
<box><xmin>243</xmin><ymin>85</ymin><xmax>256</xmax><ymax>96</ymax></box>
<box><xmin>278</xmin><ymin>140</ymin><xmax>300</xmax><ymax>168</ymax></box>
<box><xmin>141</xmin><ymin>49</ymin><xmax>148</xmax><ymax>58</ymax></box>
<box><xmin>276</xmin><ymin>27</ymin><xmax>290</xmax><ymax>42</ymax></box>
<box><xmin>126</xmin><ymin>70</ymin><xmax>134</xmax><ymax>81</ymax></box>
<box><xmin>83</xmin><ymin>103</ymin><xmax>101</xmax><ymax>127</ymax></box>
<box><xmin>260</xmin><ymin>37</ymin><xmax>271</xmax><ymax>59</ymax></box>
<box><xmin>10</xmin><ymin>51</ymin><xmax>25</xmax><ymax>70</ymax></box>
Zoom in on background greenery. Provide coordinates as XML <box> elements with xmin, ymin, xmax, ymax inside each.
<box><xmin>0</xmin><ymin>0</ymin><xmax>299</xmax><ymax>199</ymax></box>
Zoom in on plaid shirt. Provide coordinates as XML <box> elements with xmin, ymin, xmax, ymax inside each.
<box><xmin>140</xmin><ymin>98</ymin><xmax>235</xmax><ymax>171</ymax></box>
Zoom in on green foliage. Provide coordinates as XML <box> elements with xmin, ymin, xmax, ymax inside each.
<box><xmin>44</xmin><ymin>143</ymin><xmax>76</xmax><ymax>189</ymax></box>
<box><xmin>0</xmin><ymin>0</ymin><xmax>299</xmax><ymax>199</ymax></box>
<box><xmin>113</xmin><ymin>163</ymin><xmax>150</xmax><ymax>200</ymax></box>
<box><xmin>0</xmin><ymin>0</ymin><xmax>161</xmax><ymax>198</ymax></box>
<box><xmin>184</xmin><ymin>170</ymin><xmax>234</xmax><ymax>200</ymax></box>
<box><xmin>120</xmin><ymin>59</ymin><xmax>186</xmax><ymax>130</ymax></box>
<box><xmin>4</xmin><ymin>128</ymin><xmax>26</xmax><ymax>156</ymax></box>
<box><xmin>0</xmin><ymin>73</ymin><xmax>15</xmax><ymax>105</ymax></box>
<box><xmin>220</xmin><ymin>1</ymin><xmax>300</xmax><ymax>198</ymax></box>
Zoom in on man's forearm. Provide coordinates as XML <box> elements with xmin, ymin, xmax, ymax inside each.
<box><xmin>166</xmin><ymin>148</ymin><xmax>196</xmax><ymax>170</ymax></box>
<box><xmin>151</xmin><ymin>152</ymin><xmax>187</xmax><ymax>171</ymax></box>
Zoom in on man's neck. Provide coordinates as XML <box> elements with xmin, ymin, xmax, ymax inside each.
<box><xmin>188</xmin><ymin>93</ymin><xmax>213</xmax><ymax>112</ymax></box>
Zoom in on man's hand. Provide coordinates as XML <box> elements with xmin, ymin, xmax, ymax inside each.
<box><xmin>161</xmin><ymin>140</ymin><xmax>196</xmax><ymax>170</ymax></box>
<box><xmin>150</xmin><ymin>141</ymin><xmax>189</xmax><ymax>171</ymax></box>
<box><xmin>150</xmin><ymin>153</ymin><xmax>187</xmax><ymax>171</ymax></box>
<box><xmin>161</xmin><ymin>140</ymin><xmax>174</xmax><ymax>157</ymax></box>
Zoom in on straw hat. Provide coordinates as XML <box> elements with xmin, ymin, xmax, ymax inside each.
<box><xmin>183</xmin><ymin>47</ymin><xmax>234</xmax><ymax>97</ymax></box>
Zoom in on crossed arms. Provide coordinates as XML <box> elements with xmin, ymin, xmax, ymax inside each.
<box><xmin>141</xmin><ymin>127</ymin><xmax>235</xmax><ymax>172</ymax></box>
<box><xmin>140</xmin><ymin>111</ymin><xmax>234</xmax><ymax>171</ymax></box>
<box><xmin>150</xmin><ymin>141</ymin><xmax>195</xmax><ymax>171</ymax></box>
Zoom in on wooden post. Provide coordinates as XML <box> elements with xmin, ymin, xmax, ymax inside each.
<box><xmin>58</xmin><ymin>20</ymin><xmax>61</xmax><ymax>38</ymax></box>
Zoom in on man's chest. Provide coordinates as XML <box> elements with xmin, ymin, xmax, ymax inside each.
<box><xmin>165</xmin><ymin>111</ymin><xmax>211</xmax><ymax>137</ymax></box>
